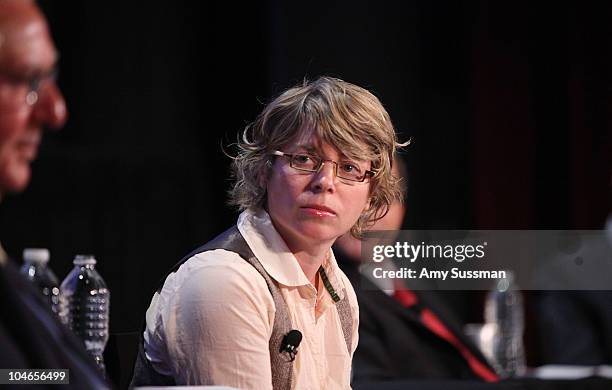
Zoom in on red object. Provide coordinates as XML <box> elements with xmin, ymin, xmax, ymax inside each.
<box><xmin>393</xmin><ymin>284</ymin><xmax>499</xmax><ymax>382</ymax></box>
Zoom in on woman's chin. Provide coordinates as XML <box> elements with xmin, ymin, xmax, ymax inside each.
<box><xmin>296</xmin><ymin>223</ymin><xmax>343</xmax><ymax>244</ymax></box>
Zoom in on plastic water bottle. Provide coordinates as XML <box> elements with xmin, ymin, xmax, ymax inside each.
<box><xmin>20</xmin><ymin>248</ymin><xmax>61</xmax><ymax>314</ymax></box>
<box><xmin>59</xmin><ymin>255</ymin><xmax>110</xmax><ymax>372</ymax></box>
<box><xmin>484</xmin><ymin>271</ymin><xmax>526</xmax><ymax>378</ymax></box>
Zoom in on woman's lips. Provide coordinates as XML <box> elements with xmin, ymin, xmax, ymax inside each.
<box><xmin>300</xmin><ymin>205</ymin><xmax>337</xmax><ymax>217</ymax></box>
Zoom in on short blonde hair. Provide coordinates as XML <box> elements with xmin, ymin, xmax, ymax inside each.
<box><xmin>229</xmin><ymin>76</ymin><xmax>407</xmax><ymax>238</ymax></box>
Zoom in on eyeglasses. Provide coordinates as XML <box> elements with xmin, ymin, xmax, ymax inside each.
<box><xmin>272</xmin><ymin>150</ymin><xmax>375</xmax><ymax>183</ymax></box>
<box><xmin>0</xmin><ymin>67</ymin><xmax>58</xmax><ymax>106</ymax></box>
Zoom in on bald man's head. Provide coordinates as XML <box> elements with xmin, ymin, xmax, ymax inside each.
<box><xmin>0</xmin><ymin>0</ymin><xmax>40</xmax><ymax>40</ymax></box>
<box><xmin>0</xmin><ymin>0</ymin><xmax>66</xmax><ymax>194</ymax></box>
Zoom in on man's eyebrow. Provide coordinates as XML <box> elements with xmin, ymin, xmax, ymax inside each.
<box><xmin>44</xmin><ymin>55</ymin><xmax>60</xmax><ymax>76</ymax></box>
<box><xmin>12</xmin><ymin>57</ymin><xmax>60</xmax><ymax>79</ymax></box>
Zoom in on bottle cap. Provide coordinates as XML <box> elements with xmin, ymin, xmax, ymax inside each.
<box><xmin>73</xmin><ymin>254</ymin><xmax>96</xmax><ymax>265</ymax></box>
<box><xmin>23</xmin><ymin>248</ymin><xmax>50</xmax><ymax>264</ymax></box>
<box><xmin>495</xmin><ymin>270</ymin><xmax>515</xmax><ymax>292</ymax></box>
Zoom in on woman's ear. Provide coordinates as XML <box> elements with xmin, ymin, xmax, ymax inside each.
<box><xmin>260</xmin><ymin>159</ymin><xmax>273</xmax><ymax>187</ymax></box>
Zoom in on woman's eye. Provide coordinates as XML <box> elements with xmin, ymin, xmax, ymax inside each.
<box><xmin>341</xmin><ymin>163</ymin><xmax>361</xmax><ymax>173</ymax></box>
<box><xmin>294</xmin><ymin>154</ymin><xmax>312</xmax><ymax>164</ymax></box>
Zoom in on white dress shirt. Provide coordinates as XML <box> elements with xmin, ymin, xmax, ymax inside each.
<box><xmin>143</xmin><ymin>208</ymin><xmax>359</xmax><ymax>389</ymax></box>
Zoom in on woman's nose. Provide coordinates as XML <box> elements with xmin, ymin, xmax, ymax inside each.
<box><xmin>310</xmin><ymin>160</ymin><xmax>337</xmax><ymax>193</ymax></box>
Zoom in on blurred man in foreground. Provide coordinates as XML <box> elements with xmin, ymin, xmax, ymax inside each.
<box><xmin>0</xmin><ymin>0</ymin><xmax>66</xmax><ymax>196</ymax></box>
<box><xmin>0</xmin><ymin>1</ymin><xmax>107</xmax><ymax>388</ymax></box>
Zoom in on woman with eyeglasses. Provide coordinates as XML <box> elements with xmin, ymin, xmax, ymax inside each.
<box><xmin>132</xmin><ymin>76</ymin><xmax>407</xmax><ymax>389</ymax></box>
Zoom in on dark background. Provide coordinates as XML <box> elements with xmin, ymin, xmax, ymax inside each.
<box><xmin>0</xmin><ymin>0</ymin><xmax>609</xmax><ymax>372</ymax></box>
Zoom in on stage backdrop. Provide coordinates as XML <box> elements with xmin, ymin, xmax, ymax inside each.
<box><xmin>0</xmin><ymin>1</ymin><xmax>609</xmax><ymax>366</ymax></box>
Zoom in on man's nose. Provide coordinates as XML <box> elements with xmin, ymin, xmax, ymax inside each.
<box><xmin>31</xmin><ymin>82</ymin><xmax>67</xmax><ymax>130</ymax></box>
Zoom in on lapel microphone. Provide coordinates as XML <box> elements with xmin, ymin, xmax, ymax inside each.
<box><xmin>281</xmin><ymin>330</ymin><xmax>303</xmax><ymax>361</ymax></box>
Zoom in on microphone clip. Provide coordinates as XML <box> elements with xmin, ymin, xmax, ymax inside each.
<box><xmin>281</xmin><ymin>329</ymin><xmax>302</xmax><ymax>362</ymax></box>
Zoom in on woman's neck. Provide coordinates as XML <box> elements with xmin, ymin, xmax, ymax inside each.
<box><xmin>267</xmin><ymin>213</ymin><xmax>334</xmax><ymax>287</ymax></box>
<box><xmin>293</xmin><ymin>247</ymin><xmax>330</xmax><ymax>286</ymax></box>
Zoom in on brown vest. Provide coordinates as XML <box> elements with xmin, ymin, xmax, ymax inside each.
<box><xmin>130</xmin><ymin>226</ymin><xmax>353</xmax><ymax>389</ymax></box>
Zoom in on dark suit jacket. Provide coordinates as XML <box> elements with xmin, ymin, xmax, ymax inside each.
<box><xmin>337</xmin><ymin>251</ymin><xmax>495</xmax><ymax>383</ymax></box>
<box><xmin>534</xmin><ymin>290</ymin><xmax>612</xmax><ymax>365</ymax></box>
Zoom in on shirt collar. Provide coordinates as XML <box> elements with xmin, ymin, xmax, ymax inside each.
<box><xmin>237</xmin><ymin>208</ymin><xmax>345</xmax><ymax>300</ymax></box>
